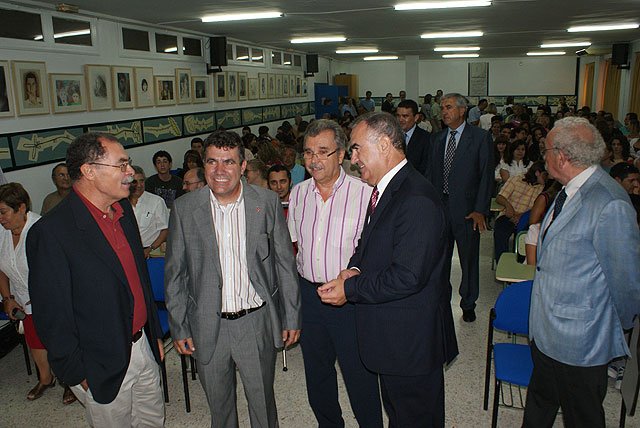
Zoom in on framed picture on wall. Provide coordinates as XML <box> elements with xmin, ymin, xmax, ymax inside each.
<box><xmin>0</xmin><ymin>61</ymin><xmax>15</xmax><ymax>118</ymax></box>
<box><xmin>248</xmin><ymin>78</ymin><xmax>259</xmax><ymax>100</ymax></box>
<box><xmin>154</xmin><ymin>75</ymin><xmax>176</xmax><ymax>106</ymax></box>
<box><xmin>134</xmin><ymin>67</ymin><xmax>154</xmax><ymax>107</ymax></box>
<box><xmin>192</xmin><ymin>76</ymin><xmax>210</xmax><ymax>104</ymax></box>
<box><xmin>302</xmin><ymin>78</ymin><xmax>308</xmax><ymax>96</ymax></box>
<box><xmin>267</xmin><ymin>74</ymin><xmax>275</xmax><ymax>98</ymax></box>
<box><xmin>227</xmin><ymin>71</ymin><xmax>238</xmax><ymax>101</ymax></box>
<box><xmin>238</xmin><ymin>72</ymin><xmax>248</xmax><ymax>101</ymax></box>
<box><xmin>215</xmin><ymin>72</ymin><xmax>226</xmax><ymax>102</ymax></box>
<box><xmin>49</xmin><ymin>73</ymin><xmax>87</xmax><ymax>113</ymax></box>
<box><xmin>258</xmin><ymin>73</ymin><xmax>267</xmax><ymax>99</ymax></box>
<box><xmin>289</xmin><ymin>74</ymin><xmax>295</xmax><ymax>97</ymax></box>
<box><xmin>295</xmin><ymin>75</ymin><xmax>302</xmax><ymax>96</ymax></box>
<box><xmin>176</xmin><ymin>68</ymin><xmax>192</xmax><ymax>104</ymax></box>
<box><xmin>85</xmin><ymin>64</ymin><xmax>113</xmax><ymax>111</ymax></box>
<box><xmin>112</xmin><ymin>66</ymin><xmax>135</xmax><ymax>109</ymax></box>
<box><xmin>282</xmin><ymin>75</ymin><xmax>289</xmax><ymax>97</ymax></box>
<box><xmin>275</xmin><ymin>74</ymin><xmax>283</xmax><ymax>98</ymax></box>
<box><xmin>12</xmin><ymin>60</ymin><xmax>49</xmax><ymax>116</ymax></box>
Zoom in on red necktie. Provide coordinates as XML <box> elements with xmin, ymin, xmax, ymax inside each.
<box><xmin>369</xmin><ymin>186</ymin><xmax>379</xmax><ymax>215</ymax></box>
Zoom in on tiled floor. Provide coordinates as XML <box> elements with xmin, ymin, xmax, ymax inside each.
<box><xmin>1</xmin><ymin>232</ymin><xmax>636</xmax><ymax>427</ymax></box>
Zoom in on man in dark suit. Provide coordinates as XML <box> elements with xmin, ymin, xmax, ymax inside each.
<box><xmin>397</xmin><ymin>99</ymin><xmax>430</xmax><ymax>175</ymax></box>
<box><xmin>319</xmin><ymin>112</ymin><xmax>458</xmax><ymax>428</ymax></box>
<box><xmin>27</xmin><ymin>133</ymin><xmax>165</xmax><ymax>427</ymax></box>
<box><xmin>381</xmin><ymin>92</ymin><xmax>394</xmax><ymax>113</ymax></box>
<box><xmin>426</xmin><ymin>93</ymin><xmax>493</xmax><ymax>322</ymax></box>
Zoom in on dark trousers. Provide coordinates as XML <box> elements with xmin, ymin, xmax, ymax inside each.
<box><xmin>380</xmin><ymin>367</ymin><xmax>445</xmax><ymax>428</ymax></box>
<box><xmin>298</xmin><ymin>276</ymin><xmax>383</xmax><ymax>428</ymax></box>
<box><xmin>493</xmin><ymin>215</ymin><xmax>516</xmax><ymax>263</ymax></box>
<box><xmin>442</xmin><ymin>197</ymin><xmax>480</xmax><ymax>311</ymax></box>
<box><xmin>522</xmin><ymin>342</ymin><xmax>608</xmax><ymax>428</ymax></box>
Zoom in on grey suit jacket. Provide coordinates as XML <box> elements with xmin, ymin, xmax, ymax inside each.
<box><xmin>164</xmin><ymin>183</ymin><xmax>301</xmax><ymax>365</ymax></box>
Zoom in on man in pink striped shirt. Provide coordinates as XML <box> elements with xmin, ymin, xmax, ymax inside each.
<box><xmin>287</xmin><ymin>119</ymin><xmax>382</xmax><ymax>428</ymax></box>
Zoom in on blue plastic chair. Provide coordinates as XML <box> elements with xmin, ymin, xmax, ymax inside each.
<box><xmin>483</xmin><ymin>280</ymin><xmax>534</xmax><ymax>428</ymax></box>
<box><xmin>515</xmin><ymin>210</ymin><xmax>531</xmax><ymax>234</ymax></box>
<box><xmin>147</xmin><ymin>257</ymin><xmax>194</xmax><ymax>412</ymax></box>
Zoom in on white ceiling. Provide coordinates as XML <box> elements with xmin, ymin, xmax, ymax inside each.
<box><xmin>23</xmin><ymin>0</ymin><xmax>640</xmax><ymax>60</ymax></box>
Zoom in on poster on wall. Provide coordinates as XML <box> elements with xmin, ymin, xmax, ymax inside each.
<box><xmin>112</xmin><ymin>66</ymin><xmax>134</xmax><ymax>109</ymax></box>
<box><xmin>155</xmin><ymin>76</ymin><xmax>176</xmax><ymax>106</ymax></box>
<box><xmin>268</xmin><ymin>74</ymin><xmax>275</xmax><ymax>98</ymax></box>
<box><xmin>12</xmin><ymin>60</ymin><xmax>49</xmax><ymax>116</ymax></box>
<box><xmin>295</xmin><ymin>75</ymin><xmax>301</xmax><ymax>97</ymax></box>
<box><xmin>0</xmin><ymin>136</ymin><xmax>12</xmax><ymax>169</ymax></box>
<box><xmin>176</xmin><ymin>68</ymin><xmax>192</xmax><ymax>104</ymax></box>
<box><xmin>86</xmin><ymin>64</ymin><xmax>113</xmax><ymax>111</ymax></box>
<box><xmin>184</xmin><ymin>113</ymin><xmax>215</xmax><ymax>135</ymax></box>
<box><xmin>0</xmin><ymin>61</ymin><xmax>15</xmax><ymax>118</ymax></box>
<box><xmin>289</xmin><ymin>75</ymin><xmax>295</xmax><ymax>97</ymax></box>
<box><xmin>468</xmin><ymin>62</ymin><xmax>488</xmax><ymax>97</ymax></box>
<box><xmin>192</xmin><ymin>76</ymin><xmax>210</xmax><ymax>104</ymax></box>
<box><xmin>248</xmin><ymin>78</ymin><xmax>259</xmax><ymax>100</ymax></box>
<box><xmin>227</xmin><ymin>71</ymin><xmax>238</xmax><ymax>102</ymax></box>
<box><xmin>49</xmin><ymin>73</ymin><xmax>87</xmax><ymax>113</ymax></box>
<box><xmin>215</xmin><ymin>72</ymin><xmax>226</xmax><ymax>102</ymax></box>
<box><xmin>282</xmin><ymin>75</ymin><xmax>289</xmax><ymax>97</ymax></box>
<box><xmin>143</xmin><ymin>116</ymin><xmax>183</xmax><ymax>143</ymax></box>
<box><xmin>12</xmin><ymin>127</ymin><xmax>84</xmax><ymax>166</ymax></box>
<box><xmin>134</xmin><ymin>67</ymin><xmax>154</xmax><ymax>107</ymax></box>
<box><xmin>88</xmin><ymin>121</ymin><xmax>143</xmax><ymax>147</ymax></box>
<box><xmin>258</xmin><ymin>73</ymin><xmax>267</xmax><ymax>99</ymax></box>
<box><xmin>238</xmin><ymin>72</ymin><xmax>248</xmax><ymax>101</ymax></box>
<box><xmin>275</xmin><ymin>74</ymin><xmax>283</xmax><ymax>98</ymax></box>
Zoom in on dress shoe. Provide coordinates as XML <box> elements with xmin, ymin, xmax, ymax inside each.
<box><xmin>462</xmin><ymin>309</ymin><xmax>476</xmax><ymax>322</ymax></box>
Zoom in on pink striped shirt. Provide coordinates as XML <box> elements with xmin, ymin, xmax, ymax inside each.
<box><xmin>287</xmin><ymin>169</ymin><xmax>372</xmax><ymax>283</ymax></box>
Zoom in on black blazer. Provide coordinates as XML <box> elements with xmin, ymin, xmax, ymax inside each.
<box><xmin>405</xmin><ymin>125</ymin><xmax>431</xmax><ymax>176</ymax></box>
<box><xmin>426</xmin><ymin>124</ymin><xmax>494</xmax><ymax>222</ymax></box>
<box><xmin>27</xmin><ymin>189</ymin><xmax>163</xmax><ymax>404</ymax></box>
<box><xmin>344</xmin><ymin>163</ymin><xmax>458</xmax><ymax>376</ymax></box>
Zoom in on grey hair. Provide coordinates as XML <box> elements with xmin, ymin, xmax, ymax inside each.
<box><xmin>303</xmin><ymin>119</ymin><xmax>347</xmax><ymax>152</ymax></box>
<box><xmin>132</xmin><ymin>165</ymin><xmax>146</xmax><ymax>179</ymax></box>
<box><xmin>443</xmin><ymin>93</ymin><xmax>468</xmax><ymax>109</ymax></box>
<box><xmin>550</xmin><ymin>117</ymin><xmax>605</xmax><ymax>168</ymax></box>
<box><xmin>350</xmin><ymin>112</ymin><xmax>405</xmax><ymax>153</ymax></box>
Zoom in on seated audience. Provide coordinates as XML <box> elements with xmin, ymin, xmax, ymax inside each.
<box><xmin>144</xmin><ymin>150</ymin><xmax>183</xmax><ymax>208</ymax></box>
<box><xmin>496</xmin><ymin>139</ymin><xmax>532</xmax><ymax>184</ymax></box>
<box><xmin>177</xmin><ymin>149</ymin><xmax>204</xmax><ymax>179</ymax></box>
<box><xmin>190</xmin><ymin>137</ymin><xmax>204</xmax><ymax>158</ymax></box>
<box><xmin>182</xmin><ymin>167</ymin><xmax>205</xmax><ymax>193</ymax></box>
<box><xmin>242</xmin><ymin>126</ymin><xmax>251</xmax><ymax>136</ymax></box>
<box><xmin>129</xmin><ymin>166</ymin><xmax>168</xmax><ymax>258</ymax></box>
<box><xmin>243</xmin><ymin>133</ymin><xmax>258</xmax><ymax>156</ymax></box>
<box><xmin>610</xmin><ymin>135</ymin><xmax>634</xmax><ymax>165</ymax></box>
<box><xmin>490</xmin><ymin>116</ymin><xmax>503</xmax><ymax>141</ymax></box>
<box><xmin>41</xmin><ymin>163</ymin><xmax>71</xmax><ymax>215</ymax></box>
<box><xmin>244</xmin><ymin>158</ymin><xmax>269</xmax><ymax>189</ymax></box>
<box><xmin>610</xmin><ymin>163</ymin><xmax>640</xmax><ymax>196</ymax></box>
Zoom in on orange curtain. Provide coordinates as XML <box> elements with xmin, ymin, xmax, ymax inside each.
<box><xmin>630</xmin><ymin>52</ymin><xmax>640</xmax><ymax>115</ymax></box>
<box><xmin>582</xmin><ymin>63</ymin><xmax>594</xmax><ymax>109</ymax></box>
<box><xmin>602</xmin><ymin>59</ymin><xmax>621</xmax><ymax>118</ymax></box>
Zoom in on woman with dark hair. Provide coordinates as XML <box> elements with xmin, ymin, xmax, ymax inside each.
<box><xmin>525</xmin><ymin>179</ymin><xmax>562</xmax><ymax>265</ymax></box>
<box><xmin>529</xmin><ymin>126</ymin><xmax>547</xmax><ymax>162</ymax></box>
<box><xmin>610</xmin><ymin>135</ymin><xmax>634</xmax><ymax>165</ymax></box>
<box><xmin>178</xmin><ymin>149</ymin><xmax>204</xmax><ymax>178</ymax></box>
<box><xmin>493</xmin><ymin>135</ymin><xmax>510</xmax><ymax>170</ymax></box>
<box><xmin>493</xmin><ymin>161</ymin><xmax>547</xmax><ymax>262</ymax></box>
<box><xmin>496</xmin><ymin>139</ymin><xmax>532</xmax><ymax>184</ymax></box>
<box><xmin>0</xmin><ymin>183</ymin><xmax>75</xmax><ymax>403</ymax></box>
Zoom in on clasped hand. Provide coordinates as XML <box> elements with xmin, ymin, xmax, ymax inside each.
<box><xmin>317</xmin><ymin>268</ymin><xmax>360</xmax><ymax>306</ymax></box>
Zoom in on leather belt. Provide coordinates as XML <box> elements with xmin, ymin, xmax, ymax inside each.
<box><xmin>220</xmin><ymin>302</ymin><xmax>265</xmax><ymax>320</ymax></box>
<box><xmin>132</xmin><ymin>330</ymin><xmax>143</xmax><ymax>343</ymax></box>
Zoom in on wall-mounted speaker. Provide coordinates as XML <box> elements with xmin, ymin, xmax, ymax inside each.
<box><xmin>611</xmin><ymin>43</ymin><xmax>629</xmax><ymax>66</ymax></box>
<box><xmin>306</xmin><ymin>54</ymin><xmax>319</xmax><ymax>74</ymax></box>
<box><xmin>209</xmin><ymin>37</ymin><xmax>227</xmax><ymax>67</ymax></box>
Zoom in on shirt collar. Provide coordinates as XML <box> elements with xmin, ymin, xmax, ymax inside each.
<box><xmin>405</xmin><ymin>124</ymin><xmax>417</xmax><ymax>142</ymax></box>
<box><xmin>564</xmin><ymin>165</ymin><xmax>597</xmax><ymax>200</ymax></box>
<box><xmin>74</xmin><ymin>186</ymin><xmax>123</xmax><ymax>221</ymax></box>
<box><xmin>376</xmin><ymin>159</ymin><xmax>408</xmax><ymax>198</ymax></box>
<box><xmin>448</xmin><ymin>121</ymin><xmax>466</xmax><ymax>136</ymax></box>
<box><xmin>311</xmin><ymin>167</ymin><xmax>346</xmax><ymax>197</ymax></box>
<box><xmin>210</xmin><ymin>181</ymin><xmax>244</xmax><ymax>210</ymax></box>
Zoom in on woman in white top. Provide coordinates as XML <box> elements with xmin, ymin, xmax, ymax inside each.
<box><xmin>0</xmin><ymin>183</ymin><xmax>75</xmax><ymax>403</ymax></box>
<box><xmin>495</xmin><ymin>140</ymin><xmax>533</xmax><ymax>184</ymax></box>
<box><xmin>479</xmin><ymin>103</ymin><xmax>498</xmax><ymax>131</ymax></box>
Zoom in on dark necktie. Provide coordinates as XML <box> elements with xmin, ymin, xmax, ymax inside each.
<box><xmin>443</xmin><ymin>130</ymin><xmax>457</xmax><ymax>194</ymax></box>
<box><xmin>542</xmin><ymin>188</ymin><xmax>567</xmax><ymax>242</ymax></box>
<box><xmin>368</xmin><ymin>186</ymin><xmax>379</xmax><ymax>215</ymax></box>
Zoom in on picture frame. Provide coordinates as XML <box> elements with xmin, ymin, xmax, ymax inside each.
<box><xmin>275</xmin><ymin>74</ymin><xmax>283</xmax><ymax>98</ymax></box>
<box><xmin>0</xmin><ymin>61</ymin><xmax>14</xmax><ymax>118</ymax></box>
<box><xmin>302</xmin><ymin>78</ymin><xmax>308</xmax><ymax>96</ymax></box>
<box><xmin>112</xmin><ymin>66</ymin><xmax>135</xmax><ymax>109</ymax></box>
<box><xmin>227</xmin><ymin>71</ymin><xmax>238</xmax><ymax>102</ymax></box>
<box><xmin>134</xmin><ymin>67</ymin><xmax>154</xmax><ymax>108</ymax></box>
<box><xmin>192</xmin><ymin>76</ymin><xmax>210</xmax><ymax>104</ymax></box>
<box><xmin>237</xmin><ymin>72</ymin><xmax>248</xmax><ymax>101</ymax></box>
<box><xmin>248</xmin><ymin>78</ymin><xmax>259</xmax><ymax>100</ymax></box>
<box><xmin>258</xmin><ymin>73</ymin><xmax>267</xmax><ymax>100</ymax></box>
<box><xmin>289</xmin><ymin>74</ymin><xmax>295</xmax><ymax>97</ymax></box>
<box><xmin>12</xmin><ymin>60</ymin><xmax>49</xmax><ymax>116</ymax></box>
<box><xmin>215</xmin><ymin>72</ymin><xmax>226</xmax><ymax>102</ymax></box>
<box><xmin>267</xmin><ymin>74</ymin><xmax>275</xmax><ymax>98</ymax></box>
<box><xmin>85</xmin><ymin>64</ymin><xmax>113</xmax><ymax>111</ymax></box>
<box><xmin>154</xmin><ymin>75</ymin><xmax>176</xmax><ymax>106</ymax></box>
<box><xmin>176</xmin><ymin>68</ymin><xmax>192</xmax><ymax>104</ymax></box>
<box><xmin>49</xmin><ymin>73</ymin><xmax>87</xmax><ymax>113</ymax></box>
<box><xmin>282</xmin><ymin>74</ymin><xmax>289</xmax><ymax>97</ymax></box>
<box><xmin>295</xmin><ymin>75</ymin><xmax>302</xmax><ymax>97</ymax></box>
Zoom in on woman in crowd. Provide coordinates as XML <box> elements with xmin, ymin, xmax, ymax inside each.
<box><xmin>496</xmin><ymin>139</ymin><xmax>532</xmax><ymax>184</ymax></box>
<box><xmin>178</xmin><ymin>149</ymin><xmax>204</xmax><ymax>178</ymax></box>
<box><xmin>244</xmin><ymin>159</ymin><xmax>269</xmax><ymax>189</ymax></box>
<box><xmin>0</xmin><ymin>183</ymin><xmax>75</xmax><ymax>403</ymax></box>
<box><xmin>257</xmin><ymin>139</ymin><xmax>282</xmax><ymax>167</ymax></box>
<box><xmin>490</xmin><ymin>117</ymin><xmax>503</xmax><ymax>141</ymax></box>
<box><xmin>610</xmin><ymin>135</ymin><xmax>634</xmax><ymax>165</ymax></box>
<box><xmin>493</xmin><ymin>135</ymin><xmax>509</xmax><ymax>170</ymax></box>
<box><xmin>528</xmin><ymin>126</ymin><xmax>547</xmax><ymax>162</ymax></box>
<box><xmin>525</xmin><ymin>180</ymin><xmax>562</xmax><ymax>265</ymax></box>
<box><xmin>479</xmin><ymin>103</ymin><xmax>498</xmax><ymax>131</ymax></box>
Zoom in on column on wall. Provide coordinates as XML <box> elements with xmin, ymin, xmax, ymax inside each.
<box><xmin>405</xmin><ymin>55</ymin><xmax>419</xmax><ymax>101</ymax></box>
<box><xmin>581</xmin><ymin>63</ymin><xmax>595</xmax><ymax>110</ymax></box>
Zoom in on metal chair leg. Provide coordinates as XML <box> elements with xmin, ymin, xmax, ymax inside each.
<box><xmin>180</xmin><ymin>354</ymin><xmax>191</xmax><ymax>412</ymax></box>
<box><xmin>160</xmin><ymin>360</ymin><xmax>169</xmax><ymax>402</ymax></box>
<box><xmin>20</xmin><ymin>335</ymin><xmax>32</xmax><ymax>376</ymax></box>
<box><xmin>492</xmin><ymin>379</ymin><xmax>501</xmax><ymax>428</ymax></box>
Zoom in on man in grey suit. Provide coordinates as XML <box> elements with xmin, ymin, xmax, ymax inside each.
<box><xmin>165</xmin><ymin>130</ymin><xmax>301</xmax><ymax>427</ymax></box>
<box><xmin>523</xmin><ymin>117</ymin><xmax>640</xmax><ymax>428</ymax></box>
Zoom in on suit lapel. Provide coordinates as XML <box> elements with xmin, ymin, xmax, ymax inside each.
<box><xmin>192</xmin><ymin>187</ymin><xmax>222</xmax><ymax>272</ymax></box>
<box><xmin>451</xmin><ymin>126</ymin><xmax>473</xmax><ymax>170</ymax></box>
<box><xmin>243</xmin><ymin>184</ymin><xmax>260</xmax><ymax>262</ymax></box>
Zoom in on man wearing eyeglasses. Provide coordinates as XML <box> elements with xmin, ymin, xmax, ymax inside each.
<box><xmin>182</xmin><ymin>167</ymin><xmax>205</xmax><ymax>193</ymax></box>
<box><xmin>287</xmin><ymin>119</ymin><xmax>382</xmax><ymax>428</ymax></box>
<box><xmin>41</xmin><ymin>163</ymin><xmax>71</xmax><ymax>215</ymax></box>
<box><xmin>27</xmin><ymin>132</ymin><xmax>165</xmax><ymax>427</ymax></box>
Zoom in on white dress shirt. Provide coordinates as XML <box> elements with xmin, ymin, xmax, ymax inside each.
<box><xmin>132</xmin><ymin>191</ymin><xmax>169</xmax><ymax>247</ymax></box>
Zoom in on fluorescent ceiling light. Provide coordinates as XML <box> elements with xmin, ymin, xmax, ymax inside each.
<box><xmin>164</xmin><ymin>47</ymin><xmax>178</xmax><ymax>52</ymax></box>
<box><xmin>284</xmin><ymin>61</ymin><xmax>292</xmax><ymax>65</ymax></box>
<box><xmin>434</xmin><ymin>46</ymin><xmax>480</xmax><ymax>51</ymax></box>
<box><xmin>201</xmin><ymin>12</ymin><xmax>282</xmax><ymax>23</ymax></box>
<box><xmin>236</xmin><ymin>56</ymin><xmax>249</xmax><ymax>60</ymax></box>
<box><xmin>568</xmin><ymin>23</ymin><xmax>639</xmax><ymax>32</ymax></box>
<box><xmin>336</xmin><ymin>48</ymin><xmax>379</xmax><ymax>54</ymax></box>
<box><xmin>527</xmin><ymin>51</ymin><xmax>565</xmax><ymax>56</ymax></box>
<box><xmin>252</xmin><ymin>56</ymin><xmax>263</xmax><ymax>60</ymax></box>
<box><xmin>291</xmin><ymin>36</ymin><xmax>346</xmax><ymax>44</ymax></box>
<box><xmin>540</xmin><ymin>42</ymin><xmax>591</xmax><ymax>48</ymax></box>
<box><xmin>421</xmin><ymin>31</ymin><xmax>483</xmax><ymax>38</ymax></box>
<box><xmin>442</xmin><ymin>53</ymin><xmax>479</xmax><ymax>58</ymax></box>
<box><xmin>34</xmin><ymin>29</ymin><xmax>91</xmax><ymax>41</ymax></box>
<box><xmin>395</xmin><ymin>1</ymin><xmax>491</xmax><ymax>10</ymax></box>
<box><xmin>364</xmin><ymin>56</ymin><xmax>399</xmax><ymax>61</ymax></box>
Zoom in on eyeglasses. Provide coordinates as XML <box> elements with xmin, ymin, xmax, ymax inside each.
<box><xmin>183</xmin><ymin>180</ymin><xmax>203</xmax><ymax>186</ymax></box>
<box><xmin>303</xmin><ymin>149</ymin><xmax>338</xmax><ymax>160</ymax></box>
<box><xmin>90</xmin><ymin>159</ymin><xmax>132</xmax><ymax>173</ymax></box>
<box><xmin>540</xmin><ymin>147</ymin><xmax>559</xmax><ymax>157</ymax></box>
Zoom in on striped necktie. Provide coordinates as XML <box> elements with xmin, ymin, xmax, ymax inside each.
<box><xmin>443</xmin><ymin>130</ymin><xmax>457</xmax><ymax>194</ymax></box>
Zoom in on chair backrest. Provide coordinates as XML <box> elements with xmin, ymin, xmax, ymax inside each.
<box><xmin>515</xmin><ymin>210</ymin><xmax>531</xmax><ymax>234</ymax></box>
<box><xmin>146</xmin><ymin>257</ymin><xmax>165</xmax><ymax>302</ymax></box>
<box><xmin>493</xmin><ymin>280</ymin><xmax>533</xmax><ymax>335</ymax></box>
<box><xmin>515</xmin><ymin>231</ymin><xmax>527</xmax><ymax>256</ymax></box>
